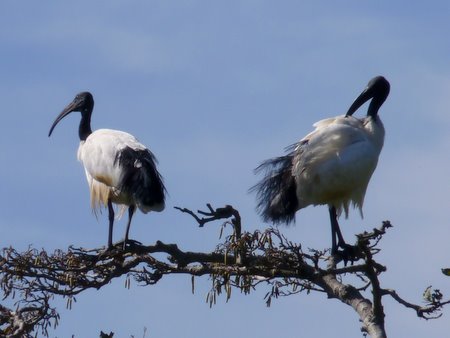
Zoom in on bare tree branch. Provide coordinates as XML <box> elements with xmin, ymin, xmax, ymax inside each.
<box><xmin>382</xmin><ymin>288</ymin><xmax>449</xmax><ymax>319</ymax></box>
<box><xmin>1</xmin><ymin>205</ymin><xmax>448</xmax><ymax>338</ymax></box>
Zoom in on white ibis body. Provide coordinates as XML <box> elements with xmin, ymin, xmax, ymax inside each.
<box><xmin>49</xmin><ymin>92</ymin><xmax>166</xmax><ymax>249</ymax></box>
<box><xmin>251</xmin><ymin>76</ymin><xmax>390</xmax><ymax>254</ymax></box>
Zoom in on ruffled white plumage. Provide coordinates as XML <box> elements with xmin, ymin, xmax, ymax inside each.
<box><xmin>292</xmin><ymin>115</ymin><xmax>384</xmax><ymax>217</ymax></box>
<box><xmin>77</xmin><ymin>129</ymin><xmax>150</xmax><ymax>217</ymax></box>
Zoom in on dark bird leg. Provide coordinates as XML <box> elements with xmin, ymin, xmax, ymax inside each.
<box><xmin>329</xmin><ymin>206</ymin><xmax>341</xmax><ymax>254</ymax></box>
<box><xmin>329</xmin><ymin>206</ymin><xmax>348</xmax><ymax>249</ymax></box>
<box><xmin>107</xmin><ymin>199</ymin><xmax>115</xmax><ymax>250</ymax></box>
<box><xmin>123</xmin><ymin>205</ymin><xmax>136</xmax><ymax>250</ymax></box>
<box><xmin>329</xmin><ymin>206</ymin><xmax>358</xmax><ymax>263</ymax></box>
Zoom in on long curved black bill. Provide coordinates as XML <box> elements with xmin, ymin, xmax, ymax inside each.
<box><xmin>345</xmin><ymin>86</ymin><xmax>373</xmax><ymax>117</ymax></box>
<box><xmin>48</xmin><ymin>100</ymin><xmax>79</xmax><ymax>137</ymax></box>
<box><xmin>346</xmin><ymin>76</ymin><xmax>390</xmax><ymax>117</ymax></box>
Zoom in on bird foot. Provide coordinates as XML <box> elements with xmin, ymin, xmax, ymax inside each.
<box><xmin>119</xmin><ymin>239</ymin><xmax>143</xmax><ymax>251</ymax></box>
<box><xmin>98</xmin><ymin>244</ymin><xmax>119</xmax><ymax>258</ymax></box>
<box><xmin>100</xmin><ymin>239</ymin><xmax>143</xmax><ymax>255</ymax></box>
<box><xmin>332</xmin><ymin>243</ymin><xmax>361</xmax><ymax>265</ymax></box>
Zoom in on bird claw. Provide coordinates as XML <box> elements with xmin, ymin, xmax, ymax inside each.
<box><xmin>98</xmin><ymin>245</ymin><xmax>118</xmax><ymax>258</ymax></box>
<box><xmin>333</xmin><ymin>244</ymin><xmax>361</xmax><ymax>265</ymax></box>
<box><xmin>100</xmin><ymin>239</ymin><xmax>143</xmax><ymax>256</ymax></box>
<box><xmin>120</xmin><ymin>239</ymin><xmax>143</xmax><ymax>251</ymax></box>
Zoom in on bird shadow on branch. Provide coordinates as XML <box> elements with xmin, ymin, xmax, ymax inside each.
<box><xmin>0</xmin><ymin>204</ymin><xmax>448</xmax><ymax>338</ymax></box>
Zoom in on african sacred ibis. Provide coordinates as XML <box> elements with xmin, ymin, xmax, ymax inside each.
<box><xmin>49</xmin><ymin>92</ymin><xmax>166</xmax><ymax>249</ymax></box>
<box><xmin>251</xmin><ymin>76</ymin><xmax>390</xmax><ymax>255</ymax></box>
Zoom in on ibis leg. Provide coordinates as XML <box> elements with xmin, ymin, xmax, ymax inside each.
<box><xmin>107</xmin><ymin>199</ymin><xmax>115</xmax><ymax>249</ymax></box>
<box><xmin>329</xmin><ymin>207</ymin><xmax>338</xmax><ymax>253</ymax></box>
<box><xmin>328</xmin><ymin>206</ymin><xmax>347</xmax><ymax>253</ymax></box>
<box><xmin>123</xmin><ymin>205</ymin><xmax>136</xmax><ymax>249</ymax></box>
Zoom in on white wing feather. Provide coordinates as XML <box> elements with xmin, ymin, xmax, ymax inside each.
<box><xmin>77</xmin><ymin>129</ymin><xmax>148</xmax><ymax>215</ymax></box>
<box><xmin>293</xmin><ymin>116</ymin><xmax>384</xmax><ymax>217</ymax></box>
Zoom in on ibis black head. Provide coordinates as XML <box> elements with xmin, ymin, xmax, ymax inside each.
<box><xmin>48</xmin><ymin>92</ymin><xmax>94</xmax><ymax>140</ymax></box>
<box><xmin>346</xmin><ymin>76</ymin><xmax>390</xmax><ymax>118</ymax></box>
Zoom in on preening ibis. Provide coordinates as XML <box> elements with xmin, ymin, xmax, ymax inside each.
<box><xmin>48</xmin><ymin>92</ymin><xmax>166</xmax><ymax>249</ymax></box>
<box><xmin>251</xmin><ymin>76</ymin><xmax>390</xmax><ymax>255</ymax></box>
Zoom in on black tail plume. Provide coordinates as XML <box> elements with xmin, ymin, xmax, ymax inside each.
<box><xmin>250</xmin><ymin>152</ymin><xmax>298</xmax><ymax>224</ymax></box>
<box><xmin>115</xmin><ymin>147</ymin><xmax>166</xmax><ymax>211</ymax></box>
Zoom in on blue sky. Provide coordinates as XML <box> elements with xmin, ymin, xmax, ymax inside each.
<box><xmin>1</xmin><ymin>1</ymin><xmax>450</xmax><ymax>337</ymax></box>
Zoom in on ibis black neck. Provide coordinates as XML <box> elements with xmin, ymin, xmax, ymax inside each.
<box><xmin>79</xmin><ymin>112</ymin><xmax>92</xmax><ymax>141</ymax></box>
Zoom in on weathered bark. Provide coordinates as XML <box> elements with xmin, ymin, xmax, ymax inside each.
<box><xmin>319</xmin><ymin>274</ymin><xmax>386</xmax><ymax>338</ymax></box>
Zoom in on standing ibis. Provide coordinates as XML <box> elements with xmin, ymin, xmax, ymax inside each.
<box><xmin>49</xmin><ymin>92</ymin><xmax>166</xmax><ymax>249</ymax></box>
<box><xmin>251</xmin><ymin>76</ymin><xmax>390</xmax><ymax>255</ymax></box>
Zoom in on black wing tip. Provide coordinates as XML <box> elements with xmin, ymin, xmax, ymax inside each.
<box><xmin>116</xmin><ymin>146</ymin><xmax>167</xmax><ymax>208</ymax></box>
<box><xmin>251</xmin><ymin>154</ymin><xmax>298</xmax><ymax>226</ymax></box>
<box><xmin>259</xmin><ymin>208</ymin><xmax>297</xmax><ymax>226</ymax></box>
<box><xmin>255</xmin><ymin>191</ymin><xmax>297</xmax><ymax>226</ymax></box>
<box><xmin>253</xmin><ymin>154</ymin><xmax>294</xmax><ymax>174</ymax></box>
